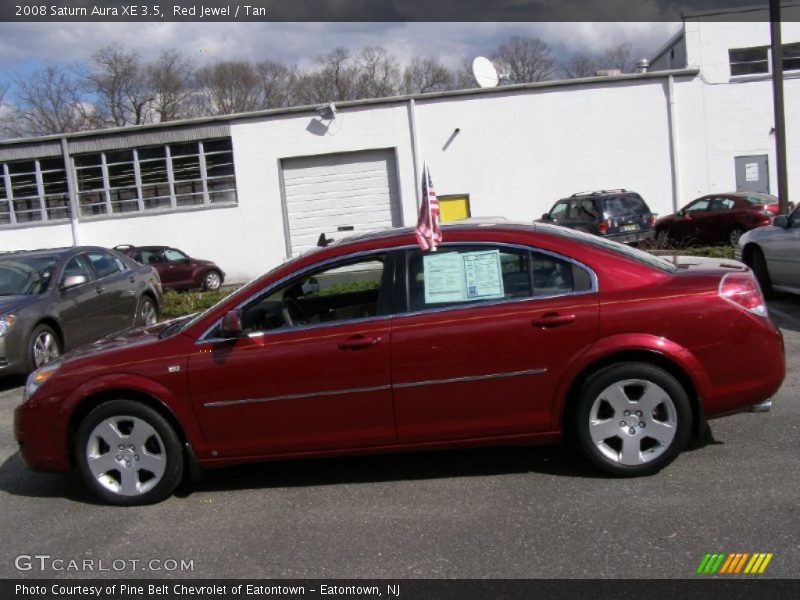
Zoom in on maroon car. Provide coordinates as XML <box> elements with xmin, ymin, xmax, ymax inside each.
<box><xmin>116</xmin><ymin>245</ymin><xmax>225</xmax><ymax>291</ymax></box>
<box><xmin>17</xmin><ymin>223</ymin><xmax>784</xmax><ymax>505</ymax></box>
<box><xmin>655</xmin><ymin>192</ymin><xmax>792</xmax><ymax>247</ymax></box>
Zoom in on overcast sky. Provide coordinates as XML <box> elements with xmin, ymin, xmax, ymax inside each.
<box><xmin>0</xmin><ymin>21</ymin><xmax>681</xmax><ymax>77</ymax></box>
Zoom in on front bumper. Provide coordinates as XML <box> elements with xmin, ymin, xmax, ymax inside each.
<box><xmin>0</xmin><ymin>329</ymin><xmax>27</xmax><ymax>376</ymax></box>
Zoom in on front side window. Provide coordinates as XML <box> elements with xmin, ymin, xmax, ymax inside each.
<box><xmin>238</xmin><ymin>254</ymin><xmax>388</xmax><ymax>334</ymax></box>
<box><xmin>549</xmin><ymin>200</ymin><xmax>569</xmax><ymax>222</ymax></box>
<box><xmin>164</xmin><ymin>249</ymin><xmax>189</xmax><ymax>262</ymax></box>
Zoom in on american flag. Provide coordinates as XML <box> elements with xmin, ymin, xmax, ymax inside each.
<box><xmin>415</xmin><ymin>165</ymin><xmax>442</xmax><ymax>251</ymax></box>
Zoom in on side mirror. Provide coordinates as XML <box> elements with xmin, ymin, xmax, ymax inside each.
<box><xmin>61</xmin><ymin>274</ymin><xmax>87</xmax><ymax>290</ymax></box>
<box><xmin>219</xmin><ymin>310</ymin><xmax>243</xmax><ymax>338</ymax></box>
<box><xmin>773</xmin><ymin>215</ymin><xmax>789</xmax><ymax>228</ymax></box>
<box><xmin>301</xmin><ymin>277</ymin><xmax>320</xmax><ymax>295</ymax></box>
<box><xmin>541</xmin><ymin>213</ymin><xmax>550</xmax><ymax>221</ymax></box>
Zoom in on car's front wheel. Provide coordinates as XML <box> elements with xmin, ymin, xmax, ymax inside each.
<box><xmin>75</xmin><ymin>400</ymin><xmax>184</xmax><ymax>505</ymax></box>
<box><xmin>202</xmin><ymin>270</ymin><xmax>223</xmax><ymax>291</ymax></box>
<box><xmin>729</xmin><ymin>227</ymin><xmax>745</xmax><ymax>246</ymax></box>
<box><xmin>574</xmin><ymin>363</ymin><xmax>692</xmax><ymax>476</ymax></box>
<box><xmin>28</xmin><ymin>324</ymin><xmax>61</xmax><ymax>371</ymax></box>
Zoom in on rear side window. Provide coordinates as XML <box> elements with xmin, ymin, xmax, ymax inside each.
<box><xmin>532</xmin><ymin>252</ymin><xmax>592</xmax><ymax>296</ymax></box>
<box><xmin>407</xmin><ymin>246</ymin><xmax>531</xmax><ymax>312</ymax></box>
<box><xmin>87</xmin><ymin>251</ymin><xmax>122</xmax><ymax>278</ymax></box>
<box><xmin>602</xmin><ymin>194</ymin><xmax>650</xmax><ymax>216</ymax></box>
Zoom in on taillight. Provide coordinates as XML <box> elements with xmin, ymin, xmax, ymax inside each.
<box><xmin>649</xmin><ymin>214</ymin><xmax>657</xmax><ymax>227</ymax></box>
<box><xmin>719</xmin><ymin>272</ymin><xmax>768</xmax><ymax>317</ymax></box>
<box><xmin>598</xmin><ymin>220</ymin><xmax>610</xmax><ymax>234</ymax></box>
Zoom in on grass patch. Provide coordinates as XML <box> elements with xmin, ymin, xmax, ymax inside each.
<box><xmin>160</xmin><ymin>287</ymin><xmax>238</xmax><ymax>320</ymax></box>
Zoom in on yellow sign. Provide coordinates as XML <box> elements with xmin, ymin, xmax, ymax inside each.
<box><xmin>439</xmin><ymin>195</ymin><xmax>471</xmax><ymax>222</ymax></box>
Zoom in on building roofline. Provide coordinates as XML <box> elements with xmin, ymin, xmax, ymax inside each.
<box><xmin>650</xmin><ymin>29</ymin><xmax>686</xmax><ymax>65</ymax></box>
<box><xmin>682</xmin><ymin>1</ymin><xmax>800</xmax><ymax>19</ymax></box>
<box><xmin>0</xmin><ymin>68</ymin><xmax>700</xmax><ymax>149</ymax></box>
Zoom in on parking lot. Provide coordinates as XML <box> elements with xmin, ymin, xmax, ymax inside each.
<box><xmin>0</xmin><ymin>296</ymin><xmax>798</xmax><ymax>580</ymax></box>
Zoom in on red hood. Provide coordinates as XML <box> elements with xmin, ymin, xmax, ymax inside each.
<box><xmin>60</xmin><ymin>318</ymin><xmax>182</xmax><ymax>363</ymax></box>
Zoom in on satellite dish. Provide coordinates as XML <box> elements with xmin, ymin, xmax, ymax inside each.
<box><xmin>472</xmin><ymin>56</ymin><xmax>499</xmax><ymax>88</ymax></box>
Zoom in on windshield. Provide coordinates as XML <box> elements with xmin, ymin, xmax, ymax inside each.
<box><xmin>0</xmin><ymin>256</ymin><xmax>57</xmax><ymax>295</ymax></box>
<box><xmin>602</xmin><ymin>194</ymin><xmax>651</xmax><ymax>216</ymax></box>
<box><xmin>537</xmin><ymin>224</ymin><xmax>677</xmax><ymax>273</ymax></box>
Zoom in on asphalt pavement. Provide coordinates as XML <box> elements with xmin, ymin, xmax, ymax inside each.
<box><xmin>0</xmin><ymin>296</ymin><xmax>798</xmax><ymax>579</ymax></box>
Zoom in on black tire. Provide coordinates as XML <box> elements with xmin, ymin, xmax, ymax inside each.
<box><xmin>27</xmin><ymin>323</ymin><xmax>61</xmax><ymax>372</ymax></box>
<box><xmin>136</xmin><ymin>296</ymin><xmax>159</xmax><ymax>327</ymax></box>
<box><xmin>573</xmin><ymin>362</ymin><xmax>692</xmax><ymax>477</ymax></box>
<box><xmin>655</xmin><ymin>228</ymin><xmax>672</xmax><ymax>248</ymax></box>
<box><xmin>749</xmin><ymin>247</ymin><xmax>773</xmax><ymax>299</ymax></box>
<box><xmin>75</xmin><ymin>400</ymin><xmax>184</xmax><ymax>505</ymax></box>
<box><xmin>728</xmin><ymin>227</ymin><xmax>745</xmax><ymax>246</ymax></box>
<box><xmin>202</xmin><ymin>270</ymin><xmax>223</xmax><ymax>291</ymax></box>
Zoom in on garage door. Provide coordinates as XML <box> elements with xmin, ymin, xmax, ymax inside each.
<box><xmin>281</xmin><ymin>149</ymin><xmax>402</xmax><ymax>257</ymax></box>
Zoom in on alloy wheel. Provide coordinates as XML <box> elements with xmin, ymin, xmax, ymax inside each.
<box><xmin>32</xmin><ymin>331</ymin><xmax>59</xmax><ymax>368</ymax></box>
<box><xmin>588</xmin><ymin>378</ymin><xmax>677</xmax><ymax>466</ymax></box>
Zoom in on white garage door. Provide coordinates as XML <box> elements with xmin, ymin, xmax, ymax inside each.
<box><xmin>281</xmin><ymin>149</ymin><xmax>402</xmax><ymax>257</ymax></box>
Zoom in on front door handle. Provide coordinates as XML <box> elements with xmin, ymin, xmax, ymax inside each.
<box><xmin>95</xmin><ymin>286</ymin><xmax>105</xmax><ymax>295</ymax></box>
<box><xmin>532</xmin><ymin>313</ymin><xmax>576</xmax><ymax>328</ymax></box>
<box><xmin>338</xmin><ymin>335</ymin><xmax>382</xmax><ymax>351</ymax></box>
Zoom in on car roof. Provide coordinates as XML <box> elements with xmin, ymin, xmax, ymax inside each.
<box><xmin>0</xmin><ymin>246</ymin><xmax>114</xmax><ymax>259</ymax></box>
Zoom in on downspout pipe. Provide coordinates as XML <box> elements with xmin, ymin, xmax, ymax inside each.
<box><xmin>60</xmin><ymin>137</ymin><xmax>79</xmax><ymax>247</ymax></box>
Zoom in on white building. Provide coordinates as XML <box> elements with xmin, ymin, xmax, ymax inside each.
<box><xmin>1</xmin><ymin>8</ymin><xmax>798</xmax><ymax>282</ymax></box>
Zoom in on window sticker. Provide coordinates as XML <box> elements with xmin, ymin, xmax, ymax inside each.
<box><xmin>423</xmin><ymin>250</ymin><xmax>505</xmax><ymax>304</ymax></box>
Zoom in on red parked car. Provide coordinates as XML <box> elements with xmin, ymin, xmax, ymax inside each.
<box><xmin>115</xmin><ymin>245</ymin><xmax>225</xmax><ymax>291</ymax></box>
<box><xmin>655</xmin><ymin>192</ymin><xmax>793</xmax><ymax>247</ymax></box>
<box><xmin>17</xmin><ymin>223</ymin><xmax>784</xmax><ymax>505</ymax></box>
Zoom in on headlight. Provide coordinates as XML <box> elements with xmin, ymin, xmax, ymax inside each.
<box><xmin>0</xmin><ymin>314</ymin><xmax>16</xmax><ymax>337</ymax></box>
<box><xmin>24</xmin><ymin>362</ymin><xmax>61</xmax><ymax>401</ymax></box>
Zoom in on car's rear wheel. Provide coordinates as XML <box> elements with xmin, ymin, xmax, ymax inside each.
<box><xmin>75</xmin><ymin>400</ymin><xmax>184</xmax><ymax>505</ymax></box>
<box><xmin>28</xmin><ymin>324</ymin><xmax>61</xmax><ymax>371</ymax></box>
<box><xmin>574</xmin><ymin>363</ymin><xmax>691</xmax><ymax>476</ymax></box>
<box><xmin>729</xmin><ymin>227</ymin><xmax>745</xmax><ymax>246</ymax></box>
<box><xmin>655</xmin><ymin>228</ymin><xmax>672</xmax><ymax>248</ymax></box>
<box><xmin>203</xmin><ymin>270</ymin><xmax>222</xmax><ymax>291</ymax></box>
<box><xmin>137</xmin><ymin>296</ymin><xmax>158</xmax><ymax>327</ymax></box>
<box><xmin>749</xmin><ymin>247</ymin><xmax>773</xmax><ymax>299</ymax></box>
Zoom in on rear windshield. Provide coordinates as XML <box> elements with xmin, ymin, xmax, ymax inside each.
<box><xmin>602</xmin><ymin>194</ymin><xmax>651</xmax><ymax>216</ymax></box>
<box><xmin>537</xmin><ymin>224</ymin><xmax>677</xmax><ymax>273</ymax></box>
<box><xmin>743</xmin><ymin>193</ymin><xmax>778</xmax><ymax>205</ymax></box>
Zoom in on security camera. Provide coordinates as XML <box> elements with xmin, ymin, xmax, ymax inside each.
<box><xmin>316</xmin><ymin>103</ymin><xmax>337</xmax><ymax>120</ymax></box>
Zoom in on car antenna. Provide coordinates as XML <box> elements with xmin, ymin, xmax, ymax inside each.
<box><xmin>317</xmin><ymin>233</ymin><xmax>334</xmax><ymax>247</ymax></box>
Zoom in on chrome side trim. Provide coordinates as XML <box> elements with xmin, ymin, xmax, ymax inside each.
<box><xmin>203</xmin><ymin>384</ymin><xmax>392</xmax><ymax>408</ymax></box>
<box><xmin>394</xmin><ymin>368</ymin><xmax>547</xmax><ymax>389</ymax></box>
<box><xmin>203</xmin><ymin>368</ymin><xmax>547</xmax><ymax>408</ymax></box>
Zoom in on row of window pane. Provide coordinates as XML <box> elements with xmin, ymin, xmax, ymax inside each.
<box><xmin>73</xmin><ymin>137</ymin><xmax>237</xmax><ymax>218</ymax></box>
<box><xmin>729</xmin><ymin>42</ymin><xmax>800</xmax><ymax>76</ymax></box>
<box><xmin>0</xmin><ymin>159</ymin><xmax>70</xmax><ymax>225</ymax></box>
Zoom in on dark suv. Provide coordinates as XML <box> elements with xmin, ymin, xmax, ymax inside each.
<box><xmin>540</xmin><ymin>190</ymin><xmax>656</xmax><ymax>244</ymax></box>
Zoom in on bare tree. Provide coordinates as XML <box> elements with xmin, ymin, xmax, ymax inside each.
<box><xmin>491</xmin><ymin>36</ymin><xmax>556</xmax><ymax>83</ymax></box>
<box><xmin>195</xmin><ymin>60</ymin><xmax>264</xmax><ymax>115</ymax></box>
<box><xmin>87</xmin><ymin>44</ymin><xmax>153</xmax><ymax>126</ymax></box>
<box><xmin>296</xmin><ymin>47</ymin><xmax>358</xmax><ymax>104</ymax></box>
<box><xmin>355</xmin><ymin>46</ymin><xmax>401</xmax><ymax>98</ymax></box>
<box><xmin>2</xmin><ymin>64</ymin><xmax>99</xmax><ymax>137</ymax></box>
<box><xmin>147</xmin><ymin>50</ymin><xmax>196</xmax><ymax>122</ymax></box>
<box><xmin>255</xmin><ymin>59</ymin><xmax>299</xmax><ymax>108</ymax></box>
<box><xmin>601</xmin><ymin>42</ymin><xmax>635</xmax><ymax>73</ymax></box>
<box><xmin>403</xmin><ymin>56</ymin><xmax>454</xmax><ymax>94</ymax></box>
<box><xmin>561</xmin><ymin>53</ymin><xmax>599</xmax><ymax>79</ymax></box>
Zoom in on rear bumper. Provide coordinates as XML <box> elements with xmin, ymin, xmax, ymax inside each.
<box><xmin>605</xmin><ymin>229</ymin><xmax>655</xmax><ymax>245</ymax></box>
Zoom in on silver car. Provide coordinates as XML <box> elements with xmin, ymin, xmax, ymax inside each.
<box><xmin>0</xmin><ymin>246</ymin><xmax>163</xmax><ymax>376</ymax></box>
<box><xmin>736</xmin><ymin>206</ymin><xmax>800</xmax><ymax>296</ymax></box>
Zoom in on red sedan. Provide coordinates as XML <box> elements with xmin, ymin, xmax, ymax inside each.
<box><xmin>655</xmin><ymin>192</ymin><xmax>792</xmax><ymax>246</ymax></box>
<box><xmin>16</xmin><ymin>223</ymin><xmax>784</xmax><ymax>505</ymax></box>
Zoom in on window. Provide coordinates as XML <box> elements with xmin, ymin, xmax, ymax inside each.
<box><xmin>729</xmin><ymin>43</ymin><xmax>800</xmax><ymax>77</ymax></box>
<box><xmin>164</xmin><ymin>248</ymin><xmax>189</xmax><ymax>262</ymax></box>
<box><xmin>549</xmin><ymin>201</ymin><xmax>568</xmax><ymax>223</ymax></box>
<box><xmin>407</xmin><ymin>246</ymin><xmax>531</xmax><ymax>312</ymax></box>
<box><xmin>685</xmin><ymin>199</ymin><xmax>710</xmax><ymax>213</ymax></box>
<box><xmin>73</xmin><ymin>137</ymin><xmax>237</xmax><ymax>218</ymax></box>
<box><xmin>61</xmin><ymin>256</ymin><xmax>94</xmax><ymax>286</ymax></box>
<box><xmin>86</xmin><ymin>251</ymin><xmax>123</xmax><ymax>278</ymax></box>
<box><xmin>239</xmin><ymin>254</ymin><xmax>388</xmax><ymax>333</ymax></box>
<box><xmin>0</xmin><ymin>158</ymin><xmax>70</xmax><ymax>225</ymax></box>
<box><xmin>729</xmin><ymin>46</ymin><xmax>768</xmax><ymax>76</ymax></box>
<box><xmin>532</xmin><ymin>252</ymin><xmax>592</xmax><ymax>296</ymax></box>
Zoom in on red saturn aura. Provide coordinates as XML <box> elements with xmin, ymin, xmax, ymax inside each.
<box><xmin>15</xmin><ymin>222</ymin><xmax>785</xmax><ymax>505</ymax></box>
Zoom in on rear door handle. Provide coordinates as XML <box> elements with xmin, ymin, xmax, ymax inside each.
<box><xmin>532</xmin><ymin>313</ymin><xmax>576</xmax><ymax>328</ymax></box>
<box><xmin>338</xmin><ymin>335</ymin><xmax>382</xmax><ymax>351</ymax></box>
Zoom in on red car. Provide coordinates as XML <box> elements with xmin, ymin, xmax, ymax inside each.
<box><xmin>16</xmin><ymin>223</ymin><xmax>784</xmax><ymax>505</ymax></box>
<box><xmin>115</xmin><ymin>245</ymin><xmax>225</xmax><ymax>291</ymax></box>
<box><xmin>655</xmin><ymin>192</ymin><xmax>793</xmax><ymax>247</ymax></box>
